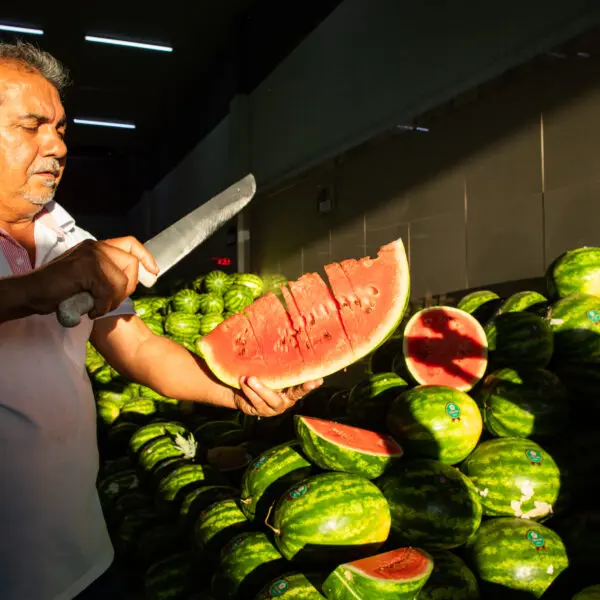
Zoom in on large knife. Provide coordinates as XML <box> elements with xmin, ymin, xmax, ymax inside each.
<box><xmin>57</xmin><ymin>173</ymin><xmax>257</xmax><ymax>328</ymax></box>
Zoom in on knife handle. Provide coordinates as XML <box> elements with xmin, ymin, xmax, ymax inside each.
<box><xmin>56</xmin><ymin>263</ymin><xmax>158</xmax><ymax>328</ymax></box>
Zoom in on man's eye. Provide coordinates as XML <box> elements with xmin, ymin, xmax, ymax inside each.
<box><xmin>22</xmin><ymin>126</ymin><xmax>38</xmax><ymax>132</ymax></box>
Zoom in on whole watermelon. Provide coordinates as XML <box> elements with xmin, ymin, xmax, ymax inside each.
<box><xmin>198</xmin><ymin>293</ymin><xmax>225</xmax><ymax>316</ymax></box>
<box><xmin>204</xmin><ymin>271</ymin><xmax>233</xmax><ymax>296</ymax></box>
<box><xmin>549</xmin><ymin>293</ymin><xmax>600</xmax><ymax>363</ymax></box>
<box><xmin>417</xmin><ymin>550</ymin><xmax>479</xmax><ymax>600</ymax></box>
<box><xmin>484</xmin><ymin>312</ymin><xmax>554</xmax><ymax>368</ymax></box>
<box><xmin>236</xmin><ymin>273</ymin><xmax>264</xmax><ymax>299</ymax></box>
<box><xmin>460</xmin><ymin>437</ymin><xmax>561</xmax><ymax>520</ymax></box>
<box><xmin>377</xmin><ymin>458</ymin><xmax>482</xmax><ymax>549</ymax></box>
<box><xmin>386</xmin><ymin>385</ymin><xmax>482</xmax><ymax>465</ymax></box>
<box><xmin>255</xmin><ymin>572</ymin><xmax>326</xmax><ymax>599</ymax></box>
<box><xmin>478</xmin><ymin>368</ymin><xmax>570</xmax><ymax>439</ymax></box>
<box><xmin>224</xmin><ymin>284</ymin><xmax>254</xmax><ymax>313</ymax></box>
<box><xmin>171</xmin><ymin>289</ymin><xmax>202</xmax><ymax>314</ymax></box>
<box><xmin>164</xmin><ymin>312</ymin><xmax>202</xmax><ymax>337</ymax></box>
<box><xmin>546</xmin><ymin>246</ymin><xmax>600</xmax><ymax>299</ymax></box>
<box><xmin>468</xmin><ymin>517</ymin><xmax>568</xmax><ymax>598</ymax></box>
<box><xmin>193</xmin><ymin>498</ymin><xmax>250</xmax><ymax>555</ymax></box>
<box><xmin>494</xmin><ymin>290</ymin><xmax>549</xmax><ymax>317</ymax></box>
<box><xmin>457</xmin><ymin>290</ymin><xmax>502</xmax><ymax>323</ymax></box>
<box><xmin>271</xmin><ymin>472</ymin><xmax>391</xmax><ymax>564</ymax></box>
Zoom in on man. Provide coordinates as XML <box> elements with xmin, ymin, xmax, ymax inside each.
<box><xmin>0</xmin><ymin>41</ymin><xmax>322</xmax><ymax>599</ymax></box>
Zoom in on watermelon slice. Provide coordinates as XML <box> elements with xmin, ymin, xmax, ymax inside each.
<box><xmin>295</xmin><ymin>415</ymin><xmax>404</xmax><ymax>479</ymax></box>
<box><xmin>402</xmin><ymin>306</ymin><xmax>488</xmax><ymax>392</ymax></box>
<box><xmin>322</xmin><ymin>547</ymin><xmax>434</xmax><ymax>600</ymax></box>
<box><xmin>199</xmin><ymin>239</ymin><xmax>410</xmax><ymax>389</ymax></box>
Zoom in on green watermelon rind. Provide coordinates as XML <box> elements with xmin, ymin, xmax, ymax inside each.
<box><xmin>294</xmin><ymin>415</ymin><xmax>403</xmax><ymax>479</ymax></box>
<box><xmin>254</xmin><ymin>572</ymin><xmax>326</xmax><ymax>599</ymax></box>
<box><xmin>322</xmin><ymin>548</ymin><xmax>434</xmax><ymax>600</ymax></box>
<box><xmin>386</xmin><ymin>385</ymin><xmax>483</xmax><ymax>465</ymax></box>
<box><xmin>457</xmin><ymin>290</ymin><xmax>500</xmax><ymax>314</ymax></box>
<box><xmin>418</xmin><ymin>550</ymin><xmax>480</xmax><ymax>600</ymax></box>
<box><xmin>193</xmin><ymin>498</ymin><xmax>249</xmax><ymax>551</ymax></box>
<box><xmin>546</xmin><ymin>246</ymin><xmax>600</xmax><ymax>299</ymax></box>
<box><xmin>272</xmin><ymin>472</ymin><xmax>391</xmax><ymax>562</ymax></box>
<box><xmin>468</xmin><ymin>517</ymin><xmax>568</xmax><ymax>598</ymax></box>
<box><xmin>460</xmin><ymin>437</ymin><xmax>561</xmax><ymax>520</ymax></box>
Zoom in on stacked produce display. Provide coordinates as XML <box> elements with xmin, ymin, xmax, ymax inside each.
<box><xmin>89</xmin><ymin>240</ymin><xmax>600</xmax><ymax>599</ymax></box>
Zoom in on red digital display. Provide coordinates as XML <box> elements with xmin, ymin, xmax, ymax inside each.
<box><xmin>211</xmin><ymin>257</ymin><xmax>232</xmax><ymax>266</ymax></box>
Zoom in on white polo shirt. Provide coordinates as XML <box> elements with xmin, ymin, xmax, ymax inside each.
<box><xmin>0</xmin><ymin>201</ymin><xmax>135</xmax><ymax>600</ymax></box>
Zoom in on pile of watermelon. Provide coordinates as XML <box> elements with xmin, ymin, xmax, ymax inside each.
<box><xmin>88</xmin><ymin>243</ymin><xmax>600</xmax><ymax>599</ymax></box>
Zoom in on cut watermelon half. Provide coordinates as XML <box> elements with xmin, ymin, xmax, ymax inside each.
<box><xmin>402</xmin><ymin>306</ymin><xmax>488</xmax><ymax>392</ymax></box>
<box><xmin>295</xmin><ymin>415</ymin><xmax>404</xmax><ymax>479</ymax></box>
<box><xmin>199</xmin><ymin>239</ymin><xmax>410</xmax><ymax>389</ymax></box>
<box><xmin>322</xmin><ymin>547</ymin><xmax>434</xmax><ymax>599</ymax></box>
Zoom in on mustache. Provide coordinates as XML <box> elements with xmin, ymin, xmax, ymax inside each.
<box><xmin>28</xmin><ymin>159</ymin><xmax>61</xmax><ymax>176</ymax></box>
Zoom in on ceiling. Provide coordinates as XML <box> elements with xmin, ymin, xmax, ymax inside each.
<box><xmin>0</xmin><ymin>0</ymin><xmax>342</xmax><ymax>213</ymax></box>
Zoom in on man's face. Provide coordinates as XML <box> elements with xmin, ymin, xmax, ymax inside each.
<box><xmin>0</xmin><ymin>62</ymin><xmax>67</xmax><ymax>219</ymax></box>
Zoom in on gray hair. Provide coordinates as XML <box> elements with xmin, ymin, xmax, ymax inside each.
<box><xmin>0</xmin><ymin>40</ymin><xmax>71</xmax><ymax>94</ymax></box>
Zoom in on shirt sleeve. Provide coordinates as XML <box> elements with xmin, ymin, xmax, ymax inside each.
<box><xmin>65</xmin><ymin>226</ymin><xmax>137</xmax><ymax>319</ymax></box>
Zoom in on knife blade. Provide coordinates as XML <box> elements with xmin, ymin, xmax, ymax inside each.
<box><xmin>57</xmin><ymin>173</ymin><xmax>257</xmax><ymax>327</ymax></box>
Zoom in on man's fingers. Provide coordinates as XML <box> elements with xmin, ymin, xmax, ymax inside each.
<box><xmin>239</xmin><ymin>377</ymin><xmax>283</xmax><ymax>416</ymax></box>
<box><xmin>104</xmin><ymin>236</ymin><xmax>159</xmax><ymax>275</ymax></box>
<box><xmin>87</xmin><ymin>256</ymin><xmax>128</xmax><ymax>318</ymax></box>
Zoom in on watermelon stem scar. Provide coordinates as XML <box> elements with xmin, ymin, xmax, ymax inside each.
<box><xmin>264</xmin><ymin>503</ymin><xmax>281</xmax><ymax>536</ymax></box>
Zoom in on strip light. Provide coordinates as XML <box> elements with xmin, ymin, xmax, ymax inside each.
<box><xmin>73</xmin><ymin>118</ymin><xmax>136</xmax><ymax>130</ymax></box>
<box><xmin>0</xmin><ymin>24</ymin><xmax>43</xmax><ymax>35</ymax></box>
<box><xmin>85</xmin><ymin>35</ymin><xmax>172</xmax><ymax>53</ymax></box>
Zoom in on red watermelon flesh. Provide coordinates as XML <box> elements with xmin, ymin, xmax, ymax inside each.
<box><xmin>403</xmin><ymin>306</ymin><xmax>488</xmax><ymax>392</ymax></box>
<box><xmin>280</xmin><ymin>284</ymin><xmax>317</xmax><ymax>363</ymax></box>
<box><xmin>200</xmin><ymin>312</ymin><xmax>269</xmax><ymax>382</ymax></box>
<box><xmin>199</xmin><ymin>238</ymin><xmax>410</xmax><ymax>389</ymax></box>
<box><xmin>326</xmin><ymin>240</ymin><xmax>410</xmax><ymax>359</ymax></box>
<box><xmin>287</xmin><ymin>273</ymin><xmax>353</xmax><ymax>362</ymax></box>
<box><xmin>243</xmin><ymin>292</ymin><xmax>306</xmax><ymax>374</ymax></box>
<box><xmin>349</xmin><ymin>547</ymin><xmax>433</xmax><ymax>580</ymax></box>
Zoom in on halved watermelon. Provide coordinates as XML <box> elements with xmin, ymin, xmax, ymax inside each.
<box><xmin>199</xmin><ymin>239</ymin><xmax>410</xmax><ymax>389</ymax></box>
<box><xmin>322</xmin><ymin>547</ymin><xmax>434</xmax><ymax>600</ymax></box>
<box><xmin>402</xmin><ymin>306</ymin><xmax>488</xmax><ymax>392</ymax></box>
<box><xmin>295</xmin><ymin>415</ymin><xmax>404</xmax><ymax>479</ymax></box>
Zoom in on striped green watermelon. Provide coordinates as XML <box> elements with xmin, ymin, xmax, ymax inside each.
<box><xmin>377</xmin><ymin>459</ymin><xmax>482</xmax><ymax>549</ymax></box>
<box><xmin>134</xmin><ymin>298</ymin><xmax>156</xmax><ymax>318</ymax></box>
<box><xmin>322</xmin><ymin>547</ymin><xmax>434</xmax><ymax>600</ymax></box>
<box><xmin>212</xmin><ymin>531</ymin><xmax>285</xmax><ymax>600</ymax></box>
<box><xmin>96</xmin><ymin>399</ymin><xmax>121</xmax><ymax>426</ymax></box>
<box><xmin>165</xmin><ymin>312</ymin><xmax>202</xmax><ymax>337</ymax></box>
<box><xmin>460</xmin><ymin>438</ymin><xmax>560</xmax><ymax>520</ymax></box>
<box><xmin>178</xmin><ymin>484</ymin><xmax>237</xmax><ymax>529</ymax></box>
<box><xmin>270</xmin><ymin>472</ymin><xmax>391</xmax><ymax>563</ymax></box>
<box><xmin>478</xmin><ymin>368</ymin><xmax>569</xmax><ymax>439</ymax></box>
<box><xmin>192</xmin><ymin>274</ymin><xmax>205</xmax><ymax>292</ymax></box>
<box><xmin>138</xmin><ymin>385</ymin><xmax>168</xmax><ymax>401</ymax></box>
<box><xmin>224</xmin><ymin>284</ymin><xmax>254</xmax><ymax>313</ymax></box>
<box><xmin>129</xmin><ymin>421</ymin><xmax>189</xmax><ymax>455</ymax></box>
<box><xmin>574</xmin><ymin>586</ymin><xmax>600</xmax><ymax>599</ymax></box>
<box><xmin>402</xmin><ymin>307</ymin><xmax>488</xmax><ymax>392</ymax></box>
<box><xmin>198</xmin><ymin>293</ymin><xmax>225</xmax><ymax>315</ymax></box>
<box><xmin>484</xmin><ymin>312</ymin><xmax>554</xmax><ymax>368</ymax></box>
<box><xmin>155</xmin><ymin>463</ymin><xmax>210</xmax><ymax>510</ymax></box>
<box><xmin>145</xmin><ymin>318</ymin><xmax>164</xmax><ymax>336</ymax></box>
<box><xmin>98</xmin><ymin>469</ymin><xmax>140</xmax><ymax>510</ymax></box>
<box><xmin>199</xmin><ymin>314</ymin><xmax>225</xmax><ymax>335</ymax></box>
<box><xmin>200</xmin><ymin>239</ymin><xmax>411</xmax><ymax>390</ymax></box>
<box><xmin>468</xmin><ymin>517</ymin><xmax>568</xmax><ymax>598</ymax></box>
<box><xmin>96</xmin><ymin>389</ymin><xmax>131</xmax><ymax>405</ymax></box>
<box><xmin>255</xmin><ymin>573</ymin><xmax>325</xmax><ymax>599</ymax></box>
<box><xmin>138</xmin><ymin>433</ymin><xmax>198</xmax><ymax>473</ymax></box>
<box><xmin>171</xmin><ymin>289</ymin><xmax>202</xmax><ymax>314</ymax></box>
<box><xmin>417</xmin><ymin>550</ymin><xmax>479</xmax><ymax>600</ymax></box>
<box><xmin>204</xmin><ymin>270</ymin><xmax>233</xmax><ymax>296</ymax></box>
<box><xmin>144</xmin><ymin>553</ymin><xmax>192</xmax><ymax>600</ymax></box>
<box><xmin>193</xmin><ymin>498</ymin><xmax>250</xmax><ymax>554</ymax></box>
<box><xmin>386</xmin><ymin>385</ymin><xmax>482</xmax><ymax>465</ymax></box>
<box><xmin>236</xmin><ymin>273</ymin><xmax>264</xmax><ymax>299</ymax></box>
<box><xmin>457</xmin><ymin>290</ymin><xmax>502</xmax><ymax>323</ymax></box>
<box><xmin>548</xmin><ymin>293</ymin><xmax>600</xmax><ymax>363</ymax></box>
<box><xmin>494</xmin><ymin>290</ymin><xmax>548</xmax><ymax>317</ymax></box>
<box><xmin>118</xmin><ymin>397</ymin><xmax>158</xmax><ymax>422</ymax></box>
<box><xmin>546</xmin><ymin>246</ymin><xmax>600</xmax><ymax>299</ymax></box>
<box><xmin>295</xmin><ymin>416</ymin><xmax>403</xmax><ymax>479</ymax></box>
<box><xmin>346</xmin><ymin>372</ymin><xmax>409</xmax><ymax>428</ymax></box>
<box><xmin>240</xmin><ymin>441</ymin><xmax>313</xmax><ymax>522</ymax></box>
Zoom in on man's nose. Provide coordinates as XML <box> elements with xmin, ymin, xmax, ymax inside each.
<box><xmin>39</xmin><ymin>127</ymin><xmax>67</xmax><ymax>160</ymax></box>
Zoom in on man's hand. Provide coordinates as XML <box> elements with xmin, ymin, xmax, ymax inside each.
<box><xmin>232</xmin><ymin>376</ymin><xmax>324</xmax><ymax>417</ymax></box>
<box><xmin>27</xmin><ymin>236</ymin><xmax>158</xmax><ymax>318</ymax></box>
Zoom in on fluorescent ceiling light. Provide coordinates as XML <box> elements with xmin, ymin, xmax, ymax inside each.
<box><xmin>73</xmin><ymin>118</ymin><xmax>136</xmax><ymax>130</ymax></box>
<box><xmin>0</xmin><ymin>24</ymin><xmax>43</xmax><ymax>35</ymax></box>
<box><xmin>85</xmin><ymin>35</ymin><xmax>172</xmax><ymax>52</ymax></box>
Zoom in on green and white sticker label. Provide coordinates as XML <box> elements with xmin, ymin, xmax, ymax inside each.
<box><xmin>526</xmin><ymin>449</ymin><xmax>543</xmax><ymax>465</ymax></box>
<box><xmin>267</xmin><ymin>579</ymin><xmax>289</xmax><ymax>597</ymax></box>
<box><xmin>587</xmin><ymin>309</ymin><xmax>600</xmax><ymax>324</ymax></box>
<box><xmin>226</xmin><ymin>535</ymin><xmax>245</xmax><ymax>554</ymax></box>
<box><xmin>252</xmin><ymin>455</ymin><xmax>269</xmax><ymax>471</ymax></box>
<box><xmin>527</xmin><ymin>530</ymin><xmax>546</xmax><ymax>550</ymax></box>
<box><xmin>446</xmin><ymin>402</ymin><xmax>461</xmax><ymax>421</ymax></box>
<box><xmin>287</xmin><ymin>483</ymin><xmax>308</xmax><ymax>501</ymax></box>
